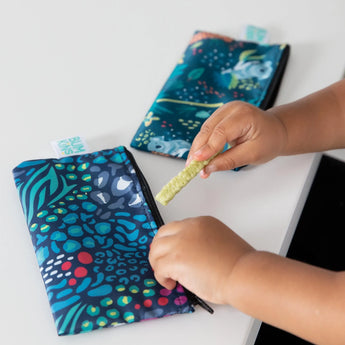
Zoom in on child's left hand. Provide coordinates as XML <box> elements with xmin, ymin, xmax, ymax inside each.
<box><xmin>149</xmin><ymin>216</ymin><xmax>255</xmax><ymax>305</ymax></box>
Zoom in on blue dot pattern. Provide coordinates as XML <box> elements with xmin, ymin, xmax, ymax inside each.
<box><xmin>12</xmin><ymin>146</ymin><xmax>194</xmax><ymax>335</ymax></box>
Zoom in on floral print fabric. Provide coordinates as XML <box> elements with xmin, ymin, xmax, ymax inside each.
<box><xmin>12</xmin><ymin>146</ymin><xmax>194</xmax><ymax>335</ymax></box>
<box><xmin>131</xmin><ymin>30</ymin><xmax>290</xmax><ymax>159</ymax></box>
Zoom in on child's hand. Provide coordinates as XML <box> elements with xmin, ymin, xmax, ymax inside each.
<box><xmin>186</xmin><ymin>101</ymin><xmax>287</xmax><ymax>177</ymax></box>
<box><xmin>149</xmin><ymin>216</ymin><xmax>254</xmax><ymax>305</ymax></box>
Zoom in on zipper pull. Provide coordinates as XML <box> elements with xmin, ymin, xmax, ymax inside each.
<box><xmin>184</xmin><ymin>288</ymin><xmax>214</xmax><ymax>314</ymax></box>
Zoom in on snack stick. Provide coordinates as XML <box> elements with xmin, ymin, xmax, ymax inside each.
<box><xmin>155</xmin><ymin>153</ymin><xmax>219</xmax><ymax>206</ymax></box>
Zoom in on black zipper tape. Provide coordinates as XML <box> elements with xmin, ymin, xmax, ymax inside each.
<box><xmin>125</xmin><ymin>147</ymin><xmax>214</xmax><ymax>314</ymax></box>
<box><xmin>260</xmin><ymin>45</ymin><xmax>290</xmax><ymax>110</ymax></box>
<box><xmin>125</xmin><ymin>147</ymin><xmax>164</xmax><ymax>227</ymax></box>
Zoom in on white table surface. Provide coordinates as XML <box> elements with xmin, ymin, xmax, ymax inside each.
<box><xmin>1</xmin><ymin>1</ymin><xmax>345</xmax><ymax>344</ymax></box>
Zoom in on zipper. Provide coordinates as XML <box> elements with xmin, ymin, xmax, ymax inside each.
<box><xmin>125</xmin><ymin>147</ymin><xmax>164</xmax><ymax>227</ymax></box>
<box><xmin>125</xmin><ymin>147</ymin><xmax>214</xmax><ymax>314</ymax></box>
<box><xmin>259</xmin><ymin>44</ymin><xmax>290</xmax><ymax>110</ymax></box>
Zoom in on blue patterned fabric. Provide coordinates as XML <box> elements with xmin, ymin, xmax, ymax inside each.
<box><xmin>12</xmin><ymin>146</ymin><xmax>194</xmax><ymax>335</ymax></box>
<box><xmin>131</xmin><ymin>30</ymin><xmax>290</xmax><ymax>159</ymax></box>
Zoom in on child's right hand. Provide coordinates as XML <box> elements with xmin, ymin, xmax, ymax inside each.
<box><xmin>186</xmin><ymin>101</ymin><xmax>288</xmax><ymax>178</ymax></box>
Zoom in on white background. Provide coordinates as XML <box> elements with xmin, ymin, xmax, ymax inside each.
<box><xmin>1</xmin><ymin>1</ymin><xmax>345</xmax><ymax>345</ymax></box>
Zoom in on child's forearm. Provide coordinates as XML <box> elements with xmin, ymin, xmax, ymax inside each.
<box><xmin>268</xmin><ymin>80</ymin><xmax>345</xmax><ymax>155</ymax></box>
<box><xmin>228</xmin><ymin>251</ymin><xmax>345</xmax><ymax>345</ymax></box>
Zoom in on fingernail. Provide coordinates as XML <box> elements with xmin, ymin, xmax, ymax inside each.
<box><xmin>204</xmin><ymin>164</ymin><xmax>216</xmax><ymax>175</ymax></box>
<box><xmin>200</xmin><ymin>169</ymin><xmax>208</xmax><ymax>179</ymax></box>
<box><xmin>194</xmin><ymin>149</ymin><xmax>202</xmax><ymax>158</ymax></box>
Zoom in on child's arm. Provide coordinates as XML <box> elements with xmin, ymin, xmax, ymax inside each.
<box><xmin>271</xmin><ymin>79</ymin><xmax>345</xmax><ymax>155</ymax></box>
<box><xmin>187</xmin><ymin>80</ymin><xmax>345</xmax><ymax>177</ymax></box>
<box><xmin>230</xmin><ymin>249</ymin><xmax>345</xmax><ymax>345</ymax></box>
<box><xmin>149</xmin><ymin>216</ymin><xmax>345</xmax><ymax>345</ymax></box>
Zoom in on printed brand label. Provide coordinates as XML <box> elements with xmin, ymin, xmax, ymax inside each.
<box><xmin>51</xmin><ymin>136</ymin><xmax>90</xmax><ymax>158</ymax></box>
<box><xmin>240</xmin><ymin>25</ymin><xmax>269</xmax><ymax>44</ymax></box>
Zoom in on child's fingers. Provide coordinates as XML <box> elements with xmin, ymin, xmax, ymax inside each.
<box><xmin>187</xmin><ymin>101</ymin><xmax>260</xmax><ymax>166</ymax></box>
<box><xmin>151</xmin><ymin>259</ymin><xmax>178</xmax><ymax>290</ymax></box>
<box><xmin>186</xmin><ymin>127</ymin><xmax>216</xmax><ymax>165</ymax></box>
<box><xmin>155</xmin><ymin>275</ymin><xmax>177</xmax><ymax>291</ymax></box>
<box><xmin>202</xmin><ymin>141</ymin><xmax>255</xmax><ymax>176</ymax></box>
<box><xmin>187</xmin><ymin>107</ymin><xmax>229</xmax><ymax>164</ymax></box>
<box><xmin>187</xmin><ymin>122</ymin><xmax>228</xmax><ymax>164</ymax></box>
<box><xmin>153</xmin><ymin>222</ymin><xmax>178</xmax><ymax>238</ymax></box>
<box><xmin>192</xmin><ymin>114</ymin><xmax>253</xmax><ymax>166</ymax></box>
<box><xmin>150</xmin><ymin>255</ymin><xmax>177</xmax><ymax>290</ymax></box>
<box><xmin>149</xmin><ymin>230</ymin><xmax>178</xmax><ymax>290</ymax></box>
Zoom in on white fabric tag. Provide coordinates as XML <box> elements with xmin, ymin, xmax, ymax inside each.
<box><xmin>240</xmin><ymin>25</ymin><xmax>269</xmax><ymax>44</ymax></box>
<box><xmin>51</xmin><ymin>136</ymin><xmax>90</xmax><ymax>158</ymax></box>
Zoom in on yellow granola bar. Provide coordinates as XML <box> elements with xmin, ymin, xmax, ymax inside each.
<box><xmin>155</xmin><ymin>153</ymin><xmax>218</xmax><ymax>206</ymax></box>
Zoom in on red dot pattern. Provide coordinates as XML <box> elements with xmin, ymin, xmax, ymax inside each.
<box><xmin>158</xmin><ymin>297</ymin><xmax>169</xmax><ymax>306</ymax></box>
<box><xmin>74</xmin><ymin>266</ymin><xmax>88</xmax><ymax>278</ymax></box>
<box><xmin>60</xmin><ymin>252</ymin><xmax>93</xmax><ymax>285</ymax></box>
<box><xmin>78</xmin><ymin>251</ymin><xmax>93</xmax><ymax>264</ymax></box>
<box><xmin>143</xmin><ymin>299</ymin><xmax>152</xmax><ymax>308</ymax></box>
<box><xmin>58</xmin><ymin>252</ymin><xmax>187</xmax><ymax>311</ymax></box>
<box><xmin>68</xmin><ymin>278</ymin><xmax>77</xmax><ymax>286</ymax></box>
<box><xmin>61</xmin><ymin>261</ymin><xmax>72</xmax><ymax>271</ymax></box>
